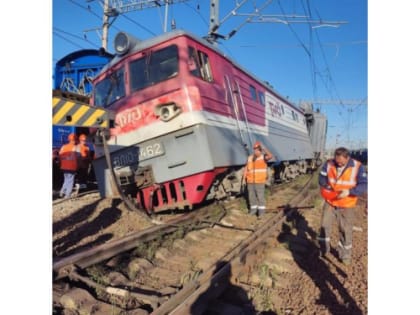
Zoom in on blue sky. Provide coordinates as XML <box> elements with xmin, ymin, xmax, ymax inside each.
<box><xmin>53</xmin><ymin>0</ymin><xmax>367</xmax><ymax>150</ymax></box>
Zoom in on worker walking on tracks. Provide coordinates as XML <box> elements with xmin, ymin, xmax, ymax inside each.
<box><xmin>58</xmin><ymin>133</ymin><xmax>81</xmax><ymax>199</ymax></box>
<box><xmin>243</xmin><ymin>141</ymin><xmax>273</xmax><ymax>218</ymax></box>
<box><xmin>318</xmin><ymin>147</ymin><xmax>367</xmax><ymax>265</ymax></box>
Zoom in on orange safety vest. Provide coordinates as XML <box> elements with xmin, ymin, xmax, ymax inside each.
<box><xmin>321</xmin><ymin>159</ymin><xmax>361</xmax><ymax>208</ymax></box>
<box><xmin>59</xmin><ymin>143</ymin><xmax>80</xmax><ymax>172</ymax></box>
<box><xmin>245</xmin><ymin>155</ymin><xmax>268</xmax><ymax>184</ymax></box>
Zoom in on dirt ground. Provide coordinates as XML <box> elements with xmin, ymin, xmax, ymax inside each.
<box><xmin>53</xmin><ymin>188</ymin><xmax>368</xmax><ymax>314</ymax></box>
<box><xmin>53</xmin><ymin>192</ymin><xmax>153</xmax><ymax>258</ymax></box>
<box><xmin>259</xmin><ymin>193</ymin><xmax>368</xmax><ymax>314</ymax></box>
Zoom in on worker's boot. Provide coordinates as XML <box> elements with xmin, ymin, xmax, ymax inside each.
<box><xmin>318</xmin><ymin>237</ymin><xmax>330</xmax><ymax>257</ymax></box>
<box><xmin>338</xmin><ymin>241</ymin><xmax>352</xmax><ymax>265</ymax></box>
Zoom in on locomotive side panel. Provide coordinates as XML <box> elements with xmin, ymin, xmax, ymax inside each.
<box><xmin>308</xmin><ymin>111</ymin><xmax>327</xmax><ymax>158</ymax></box>
<box><xmin>90</xmin><ymin>30</ymin><xmax>326</xmax><ymax>210</ymax></box>
<box><xmin>209</xmin><ymin>50</ymin><xmax>315</xmax><ymax>163</ymax></box>
<box><xmin>264</xmin><ymin>92</ymin><xmax>314</xmax><ymax>161</ymax></box>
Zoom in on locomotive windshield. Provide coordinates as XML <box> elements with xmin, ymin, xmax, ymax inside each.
<box><xmin>94</xmin><ymin>67</ymin><xmax>125</xmax><ymax>108</ymax></box>
<box><xmin>129</xmin><ymin>44</ymin><xmax>179</xmax><ymax>92</ymax></box>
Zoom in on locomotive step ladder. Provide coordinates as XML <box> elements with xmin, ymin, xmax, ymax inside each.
<box><xmin>224</xmin><ymin>75</ymin><xmax>253</xmax><ymax>153</ymax></box>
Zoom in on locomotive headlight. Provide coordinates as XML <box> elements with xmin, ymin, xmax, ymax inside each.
<box><xmin>160</xmin><ymin>107</ymin><xmax>171</xmax><ymax>121</ymax></box>
<box><xmin>154</xmin><ymin>103</ymin><xmax>182</xmax><ymax>122</ymax></box>
<box><xmin>114</xmin><ymin>32</ymin><xmax>130</xmax><ymax>55</ymax></box>
<box><xmin>114</xmin><ymin>32</ymin><xmax>141</xmax><ymax>55</ymax></box>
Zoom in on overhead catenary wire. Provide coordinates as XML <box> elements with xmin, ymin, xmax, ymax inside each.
<box><xmin>53</xmin><ymin>32</ymin><xmax>85</xmax><ymax>50</ymax></box>
<box><xmin>54</xmin><ymin>27</ymin><xmax>99</xmax><ymax>48</ymax></box>
<box><xmin>182</xmin><ymin>1</ymin><xmax>209</xmax><ymax>29</ymax></box>
<box><xmin>237</xmin><ymin>40</ymin><xmax>366</xmax><ymax>49</ymax></box>
<box><xmin>275</xmin><ymin>0</ymin><xmax>363</xmax><ymax>148</ymax></box>
<box><xmin>119</xmin><ymin>12</ymin><xmax>157</xmax><ymax>36</ymax></box>
<box><xmin>307</xmin><ymin>3</ymin><xmax>346</xmax><ymax>110</ymax></box>
<box><xmin>66</xmin><ymin>0</ymin><xmax>124</xmax><ymax>36</ymax></box>
<box><xmin>276</xmin><ymin>0</ymin><xmax>318</xmax><ymax>99</ymax></box>
<box><xmin>67</xmin><ymin>0</ymin><xmax>104</xmax><ymax>20</ymax></box>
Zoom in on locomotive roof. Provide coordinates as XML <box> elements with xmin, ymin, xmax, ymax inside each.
<box><xmin>99</xmin><ymin>30</ymin><xmax>303</xmax><ymax>113</ymax></box>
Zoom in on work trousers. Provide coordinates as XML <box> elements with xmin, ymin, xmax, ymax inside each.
<box><xmin>60</xmin><ymin>171</ymin><xmax>76</xmax><ymax>198</ymax></box>
<box><xmin>247</xmin><ymin>183</ymin><xmax>266</xmax><ymax>216</ymax></box>
<box><xmin>77</xmin><ymin>167</ymin><xmax>89</xmax><ymax>187</ymax></box>
<box><xmin>318</xmin><ymin>202</ymin><xmax>354</xmax><ymax>260</ymax></box>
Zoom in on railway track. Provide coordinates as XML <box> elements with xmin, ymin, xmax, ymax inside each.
<box><xmin>52</xmin><ymin>174</ymin><xmax>329</xmax><ymax>314</ymax></box>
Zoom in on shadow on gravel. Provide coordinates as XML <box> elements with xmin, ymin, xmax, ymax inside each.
<box><xmin>53</xmin><ymin>202</ymin><xmax>122</xmax><ymax>258</ymax></box>
<box><xmin>191</xmin><ymin>261</ymin><xmax>257</xmax><ymax>315</ymax></box>
<box><xmin>55</xmin><ymin>233</ymin><xmax>114</xmax><ymax>258</ymax></box>
<box><xmin>53</xmin><ymin>199</ymin><xmax>103</xmax><ymax>234</ymax></box>
<box><xmin>279</xmin><ymin>208</ymin><xmax>364</xmax><ymax>315</ymax></box>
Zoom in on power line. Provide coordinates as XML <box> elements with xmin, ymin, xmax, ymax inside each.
<box><xmin>297</xmin><ymin>99</ymin><xmax>367</xmax><ymax>105</ymax></box>
<box><xmin>119</xmin><ymin>12</ymin><xmax>157</xmax><ymax>36</ymax></box>
<box><xmin>67</xmin><ymin>0</ymin><xmax>103</xmax><ymax>20</ymax></box>
<box><xmin>236</xmin><ymin>40</ymin><xmax>366</xmax><ymax>48</ymax></box>
<box><xmin>53</xmin><ymin>27</ymin><xmax>98</xmax><ymax>48</ymax></box>
<box><xmin>182</xmin><ymin>1</ymin><xmax>209</xmax><ymax>29</ymax></box>
<box><xmin>53</xmin><ymin>32</ymin><xmax>85</xmax><ymax>50</ymax></box>
<box><xmin>84</xmin><ymin>0</ymin><xmax>189</xmax><ymax>50</ymax></box>
<box><xmin>276</xmin><ymin>0</ymin><xmax>318</xmax><ymax>100</ymax></box>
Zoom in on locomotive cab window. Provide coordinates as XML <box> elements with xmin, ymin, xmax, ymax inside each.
<box><xmin>130</xmin><ymin>45</ymin><xmax>179</xmax><ymax>92</ymax></box>
<box><xmin>94</xmin><ymin>67</ymin><xmax>126</xmax><ymax>108</ymax></box>
<box><xmin>188</xmin><ymin>47</ymin><xmax>213</xmax><ymax>82</ymax></box>
<box><xmin>258</xmin><ymin>91</ymin><xmax>265</xmax><ymax>106</ymax></box>
<box><xmin>249</xmin><ymin>85</ymin><xmax>257</xmax><ymax>102</ymax></box>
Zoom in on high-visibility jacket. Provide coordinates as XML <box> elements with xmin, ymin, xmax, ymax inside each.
<box><xmin>245</xmin><ymin>154</ymin><xmax>268</xmax><ymax>184</ymax></box>
<box><xmin>59</xmin><ymin>143</ymin><xmax>80</xmax><ymax>172</ymax></box>
<box><xmin>320</xmin><ymin>159</ymin><xmax>362</xmax><ymax>208</ymax></box>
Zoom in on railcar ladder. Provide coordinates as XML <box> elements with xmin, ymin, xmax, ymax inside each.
<box><xmin>225</xmin><ymin>75</ymin><xmax>252</xmax><ymax>154</ymax></box>
<box><xmin>234</xmin><ymin>80</ymin><xmax>254</xmax><ymax>147</ymax></box>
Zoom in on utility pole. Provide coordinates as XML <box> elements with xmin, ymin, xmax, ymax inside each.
<box><xmin>209</xmin><ymin>0</ymin><xmax>220</xmax><ymax>41</ymax></box>
<box><xmin>102</xmin><ymin>0</ymin><xmax>110</xmax><ymax>49</ymax></box>
<box><xmin>206</xmin><ymin>0</ymin><xmax>346</xmax><ymax>44</ymax></box>
<box><xmin>87</xmin><ymin>0</ymin><xmax>190</xmax><ymax>51</ymax></box>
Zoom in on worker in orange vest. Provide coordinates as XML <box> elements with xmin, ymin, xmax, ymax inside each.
<box><xmin>58</xmin><ymin>133</ymin><xmax>81</xmax><ymax>198</ymax></box>
<box><xmin>318</xmin><ymin>147</ymin><xmax>367</xmax><ymax>265</ymax></box>
<box><xmin>243</xmin><ymin>141</ymin><xmax>273</xmax><ymax>217</ymax></box>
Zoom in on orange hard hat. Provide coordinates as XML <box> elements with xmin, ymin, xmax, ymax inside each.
<box><xmin>68</xmin><ymin>133</ymin><xmax>77</xmax><ymax>141</ymax></box>
<box><xmin>320</xmin><ymin>187</ymin><xmax>338</xmax><ymax>201</ymax></box>
<box><xmin>79</xmin><ymin>134</ymin><xmax>87</xmax><ymax>141</ymax></box>
<box><xmin>253</xmin><ymin>141</ymin><xmax>262</xmax><ymax>149</ymax></box>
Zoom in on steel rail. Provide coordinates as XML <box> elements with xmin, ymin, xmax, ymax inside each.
<box><xmin>152</xmin><ymin>173</ymin><xmax>316</xmax><ymax>314</ymax></box>
<box><xmin>53</xmin><ymin>206</ymin><xmax>225</xmax><ymax>279</ymax></box>
<box><xmin>53</xmin><ymin>173</ymin><xmax>317</xmax><ymax>314</ymax></box>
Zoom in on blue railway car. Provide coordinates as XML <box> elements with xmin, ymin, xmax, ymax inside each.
<box><xmin>53</xmin><ymin>49</ymin><xmax>113</xmax><ymax>189</ymax></box>
<box><xmin>53</xmin><ymin>49</ymin><xmax>113</xmax><ymax>148</ymax></box>
<box><xmin>54</xmin><ymin>49</ymin><xmax>113</xmax><ymax>96</ymax></box>
<box><xmin>52</xmin><ymin>49</ymin><xmax>113</xmax><ymax>148</ymax></box>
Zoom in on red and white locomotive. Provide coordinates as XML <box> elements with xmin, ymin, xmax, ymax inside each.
<box><xmin>91</xmin><ymin>30</ymin><xmax>327</xmax><ymax>213</ymax></box>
